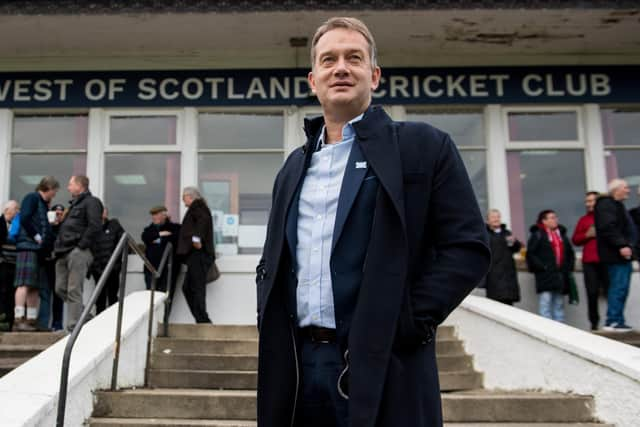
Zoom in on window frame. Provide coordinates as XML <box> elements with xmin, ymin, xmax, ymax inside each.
<box><xmin>503</xmin><ymin>105</ymin><xmax>585</xmax><ymax>150</ymax></box>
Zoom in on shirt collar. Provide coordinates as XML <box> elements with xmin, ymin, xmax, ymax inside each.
<box><xmin>317</xmin><ymin>113</ymin><xmax>364</xmax><ymax>150</ymax></box>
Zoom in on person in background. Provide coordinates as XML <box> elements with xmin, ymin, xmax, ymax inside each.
<box><xmin>594</xmin><ymin>179</ymin><xmax>637</xmax><ymax>332</ymax></box>
<box><xmin>572</xmin><ymin>191</ymin><xmax>609</xmax><ymax>331</ymax></box>
<box><xmin>54</xmin><ymin>175</ymin><xmax>103</xmax><ymax>332</ymax></box>
<box><xmin>14</xmin><ymin>177</ymin><xmax>59</xmax><ymax>332</ymax></box>
<box><xmin>0</xmin><ymin>200</ymin><xmax>19</xmax><ymax>331</ymax></box>
<box><xmin>177</xmin><ymin>187</ymin><xmax>215</xmax><ymax>324</ymax></box>
<box><xmin>526</xmin><ymin>209</ymin><xmax>575</xmax><ymax>322</ymax></box>
<box><xmin>44</xmin><ymin>204</ymin><xmax>65</xmax><ymax>330</ymax></box>
<box><xmin>141</xmin><ymin>205</ymin><xmax>180</xmax><ymax>293</ymax></box>
<box><xmin>627</xmin><ymin>186</ymin><xmax>640</xmax><ymax>255</ymax></box>
<box><xmin>89</xmin><ymin>207</ymin><xmax>125</xmax><ymax>314</ymax></box>
<box><xmin>485</xmin><ymin>209</ymin><xmax>522</xmax><ymax>305</ymax></box>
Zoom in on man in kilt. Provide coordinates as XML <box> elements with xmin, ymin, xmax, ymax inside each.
<box><xmin>13</xmin><ymin>176</ymin><xmax>60</xmax><ymax>332</ymax></box>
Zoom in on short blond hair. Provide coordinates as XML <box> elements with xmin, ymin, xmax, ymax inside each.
<box><xmin>310</xmin><ymin>17</ymin><xmax>378</xmax><ymax>70</ymax></box>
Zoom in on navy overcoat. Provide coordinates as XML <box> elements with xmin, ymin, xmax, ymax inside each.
<box><xmin>256</xmin><ymin>106</ymin><xmax>490</xmax><ymax>427</ymax></box>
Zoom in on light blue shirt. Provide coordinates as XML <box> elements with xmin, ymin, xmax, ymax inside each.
<box><xmin>296</xmin><ymin>115</ymin><xmax>363</xmax><ymax>328</ymax></box>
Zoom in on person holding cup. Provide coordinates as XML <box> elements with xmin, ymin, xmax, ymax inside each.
<box><xmin>13</xmin><ymin>176</ymin><xmax>60</xmax><ymax>332</ymax></box>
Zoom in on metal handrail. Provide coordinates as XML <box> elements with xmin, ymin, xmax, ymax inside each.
<box><xmin>56</xmin><ymin>232</ymin><xmax>174</xmax><ymax>427</ymax></box>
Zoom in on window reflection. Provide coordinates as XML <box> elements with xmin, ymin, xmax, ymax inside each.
<box><xmin>508</xmin><ymin>112</ymin><xmax>578</xmax><ymax>141</ymax></box>
<box><xmin>507</xmin><ymin>150</ymin><xmax>585</xmax><ymax>241</ymax></box>
<box><xmin>10</xmin><ymin>154</ymin><xmax>86</xmax><ymax>206</ymax></box>
<box><xmin>13</xmin><ymin>115</ymin><xmax>88</xmax><ymax>150</ymax></box>
<box><xmin>104</xmin><ymin>153</ymin><xmax>181</xmax><ymax>238</ymax></box>
<box><xmin>407</xmin><ymin>112</ymin><xmax>484</xmax><ymax>147</ymax></box>
<box><xmin>110</xmin><ymin>116</ymin><xmax>177</xmax><ymax>145</ymax></box>
<box><xmin>199</xmin><ymin>113</ymin><xmax>283</xmax><ymax>149</ymax></box>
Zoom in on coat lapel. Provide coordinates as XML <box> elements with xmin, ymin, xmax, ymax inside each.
<box><xmin>331</xmin><ymin>140</ymin><xmax>369</xmax><ymax>252</ymax></box>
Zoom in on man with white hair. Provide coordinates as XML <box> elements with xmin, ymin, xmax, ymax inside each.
<box><xmin>594</xmin><ymin>179</ymin><xmax>637</xmax><ymax>332</ymax></box>
<box><xmin>0</xmin><ymin>200</ymin><xmax>19</xmax><ymax>330</ymax></box>
<box><xmin>177</xmin><ymin>186</ymin><xmax>215</xmax><ymax>323</ymax></box>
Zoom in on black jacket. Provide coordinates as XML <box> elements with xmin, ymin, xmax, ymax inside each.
<box><xmin>177</xmin><ymin>198</ymin><xmax>215</xmax><ymax>258</ymax></box>
<box><xmin>142</xmin><ymin>220</ymin><xmax>181</xmax><ymax>269</ymax></box>
<box><xmin>54</xmin><ymin>191</ymin><xmax>103</xmax><ymax>255</ymax></box>
<box><xmin>0</xmin><ymin>215</ymin><xmax>7</xmax><ymax>247</ymax></box>
<box><xmin>89</xmin><ymin>218</ymin><xmax>125</xmax><ymax>277</ymax></box>
<box><xmin>594</xmin><ymin>195</ymin><xmax>637</xmax><ymax>264</ymax></box>
<box><xmin>256</xmin><ymin>106</ymin><xmax>490</xmax><ymax>427</ymax></box>
<box><xmin>526</xmin><ymin>224</ymin><xmax>575</xmax><ymax>294</ymax></box>
<box><xmin>485</xmin><ymin>224</ymin><xmax>521</xmax><ymax>303</ymax></box>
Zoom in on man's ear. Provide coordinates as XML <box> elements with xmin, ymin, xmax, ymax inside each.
<box><xmin>308</xmin><ymin>71</ymin><xmax>317</xmax><ymax>94</ymax></box>
<box><xmin>370</xmin><ymin>66</ymin><xmax>381</xmax><ymax>91</ymax></box>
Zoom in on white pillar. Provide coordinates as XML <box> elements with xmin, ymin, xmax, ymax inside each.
<box><xmin>0</xmin><ymin>109</ymin><xmax>13</xmax><ymax>205</ymax></box>
<box><xmin>181</xmin><ymin>107</ymin><xmax>199</xmax><ymax>220</ymax></box>
<box><xmin>583</xmin><ymin>103</ymin><xmax>608</xmax><ymax>193</ymax></box>
<box><xmin>284</xmin><ymin>106</ymin><xmax>303</xmax><ymax>157</ymax></box>
<box><xmin>485</xmin><ymin>104</ymin><xmax>511</xmax><ymax>226</ymax></box>
<box><xmin>86</xmin><ymin>108</ymin><xmax>105</xmax><ymax>200</ymax></box>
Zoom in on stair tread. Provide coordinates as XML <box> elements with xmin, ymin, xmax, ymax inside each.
<box><xmin>99</xmin><ymin>389</ymin><xmax>257</xmax><ymax>396</ymax></box>
<box><xmin>0</xmin><ymin>357</ymin><xmax>30</xmax><ymax>367</ymax></box>
<box><xmin>0</xmin><ymin>344</ymin><xmax>49</xmax><ymax>350</ymax></box>
<box><xmin>150</xmin><ymin>369</ymin><xmax>257</xmax><ymax>374</ymax></box>
<box><xmin>89</xmin><ymin>419</ymin><xmax>256</xmax><ymax>426</ymax></box>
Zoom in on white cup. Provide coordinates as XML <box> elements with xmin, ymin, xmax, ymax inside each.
<box><xmin>47</xmin><ymin>211</ymin><xmax>57</xmax><ymax>224</ymax></box>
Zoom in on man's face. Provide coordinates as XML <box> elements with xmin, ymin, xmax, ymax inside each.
<box><xmin>55</xmin><ymin>208</ymin><xmax>64</xmax><ymax>222</ymax></box>
<box><xmin>585</xmin><ymin>194</ymin><xmax>597</xmax><ymax>212</ymax></box>
<box><xmin>41</xmin><ymin>188</ymin><xmax>58</xmax><ymax>202</ymax></box>
<box><xmin>542</xmin><ymin>212</ymin><xmax>559</xmax><ymax>231</ymax></box>
<box><xmin>182</xmin><ymin>193</ymin><xmax>193</xmax><ymax>208</ymax></box>
<box><xmin>67</xmin><ymin>177</ymin><xmax>83</xmax><ymax>197</ymax></box>
<box><xmin>308</xmin><ymin>28</ymin><xmax>381</xmax><ymax>116</ymax></box>
<box><xmin>613</xmin><ymin>182</ymin><xmax>630</xmax><ymax>201</ymax></box>
<box><xmin>152</xmin><ymin>211</ymin><xmax>167</xmax><ymax>225</ymax></box>
<box><xmin>4</xmin><ymin>204</ymin><xmax>18</xmax><ymax>222</ymax></box>
<box><xmin>487</xmin><ymin>211</ymin><xmax>501</xmax><ymax>229</ymax></box>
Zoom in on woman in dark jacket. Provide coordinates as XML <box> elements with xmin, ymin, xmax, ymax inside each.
<box><xmin>13</xmin><ymin>176</ymin><xmax>59</xmax><ymax>331</ymax></box>
<box><xmin>89</xmin><ymin>207</ymin><xmax>125</xmax><ymax>314</ymax></box>
<box><xmin>485</xmin><ymin>209</ymin><xmax>521</xmax><ymax>305</ymax></box>
<box><xmin>526</xmin><ymin>209</ymin><xmax>575</xmax><ymax>322</ymax></box>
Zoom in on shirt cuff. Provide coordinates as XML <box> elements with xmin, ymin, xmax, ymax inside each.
<box><xmin>34</xmin><ymin>233</ymin><xmax>42</xmax><ymax>242</ymax></box>
<box><xmin>192</xmin><ymin>236</ymin><xmax>201</xmax><ymax>243</ymax></box>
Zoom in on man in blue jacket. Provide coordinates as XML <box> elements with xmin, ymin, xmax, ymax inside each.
<box><xmin>256</xmin><ymin>17</ymin><xmax>490</xmax><ymax>427</ymax></box>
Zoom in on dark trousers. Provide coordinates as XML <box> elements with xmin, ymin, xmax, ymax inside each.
<box><xmin>0</xmin><ymin>261</ymin><xmax>15</xmax><ymax>329</ymax></box>
<box><xmin>92</xmin><ymin>269</ymin><xmax>120</xmax><ymax>314</ymax></box>
<box><xmin>44</xmin><ymin>259</ymin><xmax>63</xmax><ymax>330</ymax></box>
<box><xmin>182</xmin><ymin>251</ymin><xmax>212</xmax><ymax>323</ymax></box>
<box><xmin>294</xmin><ymin>337</ymin><xmax>349</xmax><ymax>427</ymax></box>
<box><xmin>582</xmin><ymin>262</ymin><xmax>608</xmax><ymax>329</ymax></box>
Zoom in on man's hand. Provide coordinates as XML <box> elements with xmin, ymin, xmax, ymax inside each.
<box><xmin>585</xmin><ymin>225</ymin><xmax>596</xmax><ymax>239</ymax></box>
<box><xmin>620</xmin><ymin>246</ymin><xmax>632</xmax><ymax>259</ymax></box>
<box><xmin>159</xmin><ymin>231</ymin><xmax>172</xmax><ymax>237</ymax></box>
<box><xmin>193</xmin><ymin>241</ymin><xmax>202</xmax><ymax>250</ymax></box>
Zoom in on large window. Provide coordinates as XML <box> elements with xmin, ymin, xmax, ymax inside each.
<box><xmin>505</xmin><ymin>108</ymin><xmax>586</xmax><ymax>241</ymax></box>
<box><xmin>198</xmin><ymin>112</ymin><xmax>284</xmax><ymax>255</ymax></box>
<box><xmin>104</xmin><ymin>113</ymin><xmax>181</xmax><ymax>238</ymax></box>
<box><xmin>10</xmin><ymin>115</ymin><xmax>88</xmax><ymax>206</ymax></box>
<box><xmin>602</xmin><ymin>108</ymin><xmax>640</xmax><ymax>208</ymax></box>
<box><xmin>406</xmin><ymin>110</ymin><xmax>488</xmax><ymax>213</ymax></box>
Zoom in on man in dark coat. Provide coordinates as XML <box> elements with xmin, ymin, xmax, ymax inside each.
<box><xmin>594</xmin><ymin>179</ymin><xmax>637</xmax><ymax>332</ymax></box>
<box><xmin>54</xmin><ymin>175</ymin><xmax>103</xmax><ymax>332</ymax></box>
<box><xmin>485</xmin><ymin>209</ymin><xmax>521</xmax><ymax>305</ymax></box>
<box><xmin>89</xmin><ymin>207</ymin><xmax>125</xmax><ymax>314</ymax></box>
<box><xmin>526</xmin><ymin>210</ymin><xmax>575</xmax><ymax>322</ymax></box>
<box><xmin>177</xmin><ymin>187</ymin><xmax>215</xmax><ymax>324</ymax></box>
<box><xmin>256</xmin><ymin>17</ymin><xmax>490</xmax><ymax>427</ymax></box>
<box><xmin>141</xmin><ymin>205</ymin><xmax>180</xmax><ymax>293</ymax></box>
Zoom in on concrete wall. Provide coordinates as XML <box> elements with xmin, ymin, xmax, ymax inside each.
<box><xmin>0</xmin><ymin>291</ymin><xmax>166</xmax><ymax>427</ymax></box>
<box><xmin>445</xmin><ymin>296</ymin><xmax>640</xmax><ymax>427</ymax></box>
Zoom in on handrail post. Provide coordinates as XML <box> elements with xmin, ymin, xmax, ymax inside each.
<box><xmin>163</xmin><ymin>251</ymin><xmax>173</xmax><ymax>337</ymax></box>
<box><xmin>144</xmin><ymin>273</ymin><xmax>157</xmax><ymax>387</ymax></box>
<box><xmin>110</xmin><ymin>240</ymin><xmax>129</xmax><ymax>391</ymax></box>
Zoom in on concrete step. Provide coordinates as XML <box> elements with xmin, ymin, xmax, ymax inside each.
<box><xmin>151</xmin><ymin>353</ymin><xmax>258</xmax><ymax>371</ymax></box>
<box><xmin>147</xmin><ymin>368</ymin><xmax>481</xmax><ymax>391</ymax></box>
<box><xmin>438</xmin><ymin>354</ymin><xmax>474</xmax><ymax>372</ymax></box>
<box><xmin>154</xmin><ymin>338</ymin><xmax>258</xmax><ymax>355</ymax></box>
<box><xmin>93</xmin><ymin>389</ymin><xmax>257</xmax><ymax>420</ymax></box>
<box><xmin>593</xmin><ymin>330</ymin><xmax>640</xmax><ymax>347</ymax></box>
<box><xmin>0</xmin><ymin>331</ymin><xmax>65</xmax><ymax>346</ymax></box>
<box><xmin>0</xmin><ymin>357</ymin><xmax>29</xmax><ymax>377</ymax></box>
<box><xmin>162</xmin><ymin>324</ymin><xmax>258</xmax><ymax>340</ymax></box>
<box><xmin>436</xmin><ymin>339</ymin><xmax>466</xmax><ymax>356</ymax></box>
<box><xmin>94</xmin><ymin>389</ymin><xmax>596</xmax><ymax>422</ymax></box>
<box><xmin>0</xmin><ymin>344</ymin><xmax>48</xmax><ymax>358</ymax></box>
<box><xmin>89</xmin><ymin>422</ymin><xmax>611</xmax><ymax>427</ymax></box>
<box><xmin>89</xmin><ymin>419</ymin><xmax>257</xmax><ymax>427</ymax></box>
<box><xmin>442</xmin><ymin>391</ymin><xmax>596</xmax><ymax>423</ymax></box>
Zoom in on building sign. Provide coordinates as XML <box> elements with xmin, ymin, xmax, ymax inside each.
<box><xmin>0</xmin><ymin>66</ymin><xmax>637</xmax><ymax>108</ymax></box>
